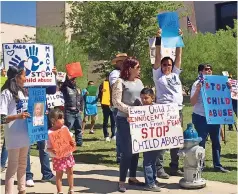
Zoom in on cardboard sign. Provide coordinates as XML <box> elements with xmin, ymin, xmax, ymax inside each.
<box><xmin>56</xmin><ymin>72</ymin><xmax>66</xmax><ymax>83</ymax></box>
<box><xmin>27</xmin><ymin>88</ymin><xmax>48</xmax><ymax>144</ymax></box>
<box><xmin>201</xmin><ymin>75</ymin><xmax>234</xmax><ymax>124</ymax></box>
<box><xmin>229</xmin><ymin>79</ymin><xmax>238</xmax><ymax>100</ymax></box>
<box><xmin>66</xmin><ymin>62</ymin><xmax>83</xmax><ymax>78</ymax></box>
<box><xmin>101</xmin><ymin>81</ymin><xmax>110</xmax><ymax>106</ymax></box>
<box><xmin>2</xmin><ymin>43</ymin><xmax>56</xmax><ymax>87</ymax></box>
<box><xmin>46</xmin><ymin>91</ymin><xmax>65</xmax><ymax>109</ymax></box>
<box><xmin>148</xmin><ymin>38</ymin><xmax>175</xmax><ymax>64</ymax></box>
<box><xmin>129</xmin><ymin>103</ymin><xmax>184</xmax><ymax>154</ymax></box>
<box><xmin>49</xmin><ymin>127</ymin><xmax>76</xmax><ymax>158</ymax></box>
<box><xmin>157</xmin><ymin>12</ymin><xmax>184</xmax><ymax>48</ymax></box>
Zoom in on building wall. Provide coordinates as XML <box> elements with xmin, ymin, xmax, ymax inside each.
<box><xmin>0</xmin><ymin>23</ymin><xmax>36</xmax><ymax>54</ymax></box>
<box><xmin>194</xmin><ymin>1</ymin><xmax>226</xmax><ymax>33</ymax></box>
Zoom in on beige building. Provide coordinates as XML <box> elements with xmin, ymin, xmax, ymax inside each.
<box><xmin>0</xmin><ymin>22</ymin><xmax>36</xmax><ymax>60</ymax></box>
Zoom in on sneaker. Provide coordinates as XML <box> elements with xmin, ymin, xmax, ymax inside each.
<box><xmin>105</xmin><ymin>137</ymin><xmax>111</xmax><ymax>142</ymax></box>
<box><xmin>41</xmin><ymin>175</ymin><xmax>56</xmax><ymax>183</ymax></box>
<box><xmin>89</xmin><ymin>130</ymin><xmax>94</xmax><ymax>134</ymax></box>
<box><xmin>169</xmin><ymin>169</ymin><xmax>184</xmax><ymax>177</ymax></box>
<box><xmin>26</xmin><ymin>179</ymin><xmax>35</xmax><ymax>187</ymax></box>
<box><xmin>214</xmin><ymin>167</ymin><xmax>230</xmax><ymax>173</ymax></box>
<box><xmin>157</xmin><ymin>170</ymin><xmax>170</xmax><ymax>179</ymax></box>
<box><xmin>111</xmin><ymin>136</ymin><xmax>116</xmax><ymax>141</ymax></box>
<box><xmin>1</xmin><ymin>166</ymin><xmax>6</xmax><ymax>172</ymax></box>
<box><xmin>144</xmin><ymin>184</ymin><xmax>161</xmax><ymax>192</ymax></box>
<box><xmin>118</xmin><ymin>182</ymin><xmax>126</xmax><ymax>193</ymax></box>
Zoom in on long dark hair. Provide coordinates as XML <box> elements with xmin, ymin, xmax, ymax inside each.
<box><xmin>120</xmin><ymin>57</ymin><xmax>139</xmax><ymax>80</ymax></box>
<box><xmin>1</xmin><ymin>66</ymin><xmax>26</xmax><ymax>102</ymax></box>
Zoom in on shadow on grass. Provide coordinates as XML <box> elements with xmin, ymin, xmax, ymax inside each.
<box><xmin>85</xmin><ymin>124</ymin><xmax>103</xmax><ymax>130</ymax></box>
<box><xmin>82</xmin><ymin>137</ymin><xmax>102</xmax><ymax>142</ymax></box>
<box><xmin>74</xmin><ymin>153</ymin><xmax>115</xmax><ymax>165</ymax></box>
<box><xmin>221</xmin><ymin>153</ymin><xmax>237</xmax><ymax>159</ymax></box>
<box><xmin>202</xmin><ymin>166</ymin><xmax>237</xmax><ymax>172</ymax></box>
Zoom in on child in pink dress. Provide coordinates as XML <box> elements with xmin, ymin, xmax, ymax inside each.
<box><xmin>46</xmin><ymin>108</ymin><xmax>76</xmax><ymax>194</ymax></box>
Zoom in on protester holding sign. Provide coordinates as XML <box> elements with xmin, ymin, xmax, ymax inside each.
<box><xmin>112</xmin><ymin>57</ymin><xmax>145</xmax><ymax>192</ymax></box>
<box><xmin>46</xmin><ymin>108</ymin><xmax>76</xmax><ymax>194</ymax></box>
<box><xmin>190</xmin><ymin>64</ymin><xmax>230</xmax><ymax>173</ymax></box>
<box><xmin>153</xmin><ymin>29</ymin><xmax>184</xmax><ymax>178</ymax></box>
<box><xmin>0</xmin><ymin>66</ymin><xmax>30</xmax><ymax>194</ymax></box>
<box><xmin>61</xmin><ymin>75</ymin><xmax>84</xmax><ymax>146</ymax></box>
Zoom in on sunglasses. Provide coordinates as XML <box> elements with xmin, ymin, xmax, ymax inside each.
<box><xmin>205</xmin><ymin>67</ymin><xmax>212</xmax><ymax>71</ymax></box>
<box><xmin>162</xmin><ymin>64</ymin><xmax>172</xmax><ymax>67</ymax></box>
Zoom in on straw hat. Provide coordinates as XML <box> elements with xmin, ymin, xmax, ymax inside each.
<box><xmin>111</xmin><ymin>53</ymin><xmax>128</xmax><ymax>65</ymax></box>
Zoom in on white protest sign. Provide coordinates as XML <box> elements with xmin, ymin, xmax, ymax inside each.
<box><xmin>129</xmin><ymin>103</ymin><xmax>184</xmax><ymax>154</ymax></box>
<box><xmin>148</xmin><ymin>38</ymin><xmax>176</xmax><ymax>64</ymax></box>
<box><xmin>2</xmin><ymin>43</ymin><xmax>56</xmax><ymax>87</ymax></box>
<box><xmin>56</xmin><ymin>72</ymin><xmax>66</xmax><ymax>83</ymax></box>
<box><xmin>46</xmin><ymin>91</ymin><xmax>65</xmax><ymax>109</ymax></box>
<box><xmin>229</xmin><ymin>79</ymin><xmax>238</xmax><ymax>100</ymax></box>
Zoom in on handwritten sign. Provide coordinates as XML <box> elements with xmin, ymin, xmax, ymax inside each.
<box><xmin>201</xmin><ymin>75</ymin><xmax>234</xmax><ymax>124</ymax></box>
<box><xmin>101</xmin><ymin>81</ymin><xmax>110</xmax><ymax>106</ymax></box>
<box><xmin>66</xmin><ymin>62</ymin><xmax>83</xmax><ymax>78</ymax></box>
<box><xmin>157</xmin><ymin>12</ymin><xmax>184</xmax><ymax>48</ymax></box>
<box><xmin>48</xmin><ymin>127</ymin><xmax>76</xmax><ymax>158</ymax></box>
<box><xmin>129</xmin><ymin>103</ymin><xmax>184</xmax><ymax>154</ymax></box>
<box><xmin>46</xmin><ymin>91</ymin><xmax>65</xmax><ymax>109</ymax></box>
<box><xmin>56</xmin><ymin>72</ymin><xmax>66</xmax><ymax>83</ymax></box>
<box><xmin>27</xmin><ymin>88</ymin><xmax>48</xmax><ymax>144</ymax></box>
<box><xmin>148</xmin><ymin>38</ymin><xmax>175</xmax><ymax>64</ymax></box>
<box><xmin>2</xmin><ymin>43</ymin><xmax>56</xmax><ymax>87</ymax></box>
<box><xmin>229</xmin><ymin>79</ymin><xmax>238</xmax><ymax>100</ymax></box>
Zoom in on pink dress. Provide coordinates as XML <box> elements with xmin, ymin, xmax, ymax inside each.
<box><xmin>46</xmin><ymin>125</ymin><xmax>76</xmax><ymax>171</ymax></box>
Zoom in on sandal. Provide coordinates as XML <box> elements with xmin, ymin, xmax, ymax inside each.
<box><xmin>128</xmin><ymin>178</ymin><xmax>145</xmax><ymax>186</ymax></box>
<box><xmin>118</xmin><ymin>182</ymin><xmax>126</xmax><ymax>193</ymax></box>
<box><xmin>68</xmin><ymin>190</ymin><xmax>74</xmax><ymax>194</ymax></box>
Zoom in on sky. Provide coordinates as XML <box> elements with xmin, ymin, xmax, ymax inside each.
<box><xmin>1</xmin><ymin>1</ymin><xmax>36</xmax><ymax>26</ymax></box>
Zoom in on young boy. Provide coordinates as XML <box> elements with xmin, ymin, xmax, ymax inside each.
<box><xmin>82</xmin><ymin>81</ymin><xmax>98</xmax><ymax>134</ymax></box>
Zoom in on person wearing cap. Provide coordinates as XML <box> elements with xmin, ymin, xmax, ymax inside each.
<box><xmin>110</xmin><ymin>53</ymin><xmax>128</xmax><ymax>163</ymax></box>
<box><xmin>0</xmin><ymin>65</ymin><xmax>31</xmax><ymax>194</ymax></box>
<box><xmin>190</xmin><ymin>63</ymin><xmax>230</xmax><ymax>173</ymax></box>
<box><xmin>153</xmin><ymin>29</ymin><xmax>184</xmax><ymax>178</ymax></box>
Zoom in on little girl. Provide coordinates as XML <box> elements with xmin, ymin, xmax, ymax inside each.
<box><xmin>46</xmin><ymin>108</ymin><xmax>76</xmax><ymax>194</ymax></box>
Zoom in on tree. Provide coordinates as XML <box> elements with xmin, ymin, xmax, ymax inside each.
<box><xmin>15</xmin><ymin>27</ymin><xmax>89</xmax><ymax>89</ymax></box>
<box><xmin>67</xmin><ymin>1</ymin><xmax>184</xmax><ymax>85</ymax></box>
<box><xmin>181</xmin><ymin>20</ymin><xmax>237</xmax><ymax>93</ymax></box>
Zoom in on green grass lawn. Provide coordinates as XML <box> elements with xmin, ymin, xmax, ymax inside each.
<box><xmin>31</xmin><ymin>105</ymin><xmax>237</xmax><ymax>184</ymax></box>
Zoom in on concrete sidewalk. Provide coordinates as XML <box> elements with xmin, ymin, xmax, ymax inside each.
<box><xmin>0</xmin><ymin>156</ymin><xmax>237</xmax><ymax>194</ymax></box>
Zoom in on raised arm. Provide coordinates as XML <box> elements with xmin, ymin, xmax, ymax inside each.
<box><xmin>174</xmin><ymin>30</ymin><xmax>183</xmax><ymax>69</ymax></box>
<box><xmin>153</xmin><ymin>29</ymin><xmax>162</xmax><ymax>70</ymax></box>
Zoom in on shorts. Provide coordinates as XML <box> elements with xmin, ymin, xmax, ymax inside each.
<box><xmin>83</xmin><ymin>114</ymin><xmax>97</xmax><ymax>122</ymax></box>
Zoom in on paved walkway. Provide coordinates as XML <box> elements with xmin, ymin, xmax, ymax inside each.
<box><xmin>0</xmin><ymin>156</ymin><xmax>237</xmax><ymax>194</ymax></box>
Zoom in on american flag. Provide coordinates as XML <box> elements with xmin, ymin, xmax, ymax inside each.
<box><xmin>187</xmin><ymin>17</ymin><xmax>197</xmax><ymax>34</ymax></box>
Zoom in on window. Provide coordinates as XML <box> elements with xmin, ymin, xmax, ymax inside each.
<box><xmin>216</xmin><ymin>1</ymin><xmax>237</xmax><ymax>30</ymax></box>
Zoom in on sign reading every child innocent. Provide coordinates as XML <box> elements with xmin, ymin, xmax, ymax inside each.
<box><xmin>128</xmin><ymin>103</ymin><xmax>184</xmax><ymax>154</ymax></box>
<box><xmin>201</xmin><ymin>75</ymin><xmax>234</xmax><ymax>124</ymax></box>
<box><xmin>2</xmin><ymin>43</ymin><xmax>56</xmax><ymax>87</ymax></box>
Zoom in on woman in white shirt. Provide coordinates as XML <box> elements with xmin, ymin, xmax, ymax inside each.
<box><xmin>190</xmin><ymin>64</ymin><xmax>229</xmax><ymax>173</ymax></box>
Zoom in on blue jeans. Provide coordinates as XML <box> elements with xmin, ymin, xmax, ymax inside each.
<box><xmin>113</xmin><ymin>108</ymin><xmax>121</xmax><ymax>160</ymax></box>
<box><xmin>117</xmin><ymin>116</ymin><xmax>139</xmax><ymax>182</ymax></box>
<box><xmin>192</xmin><ymin>113</ymin><xmax>222</xmax><ymax>169</ymax></box>
<box><xmin>1</xmin><ymin>139</ymin><xmax>8</xmax><ymax>168</ymax></box>
<box><xmin>143</xmin><ymin>150</ymin><xmax>163</xmax><ymax>187</ymax></box>
<box><xmin>26</xmin><ymin>140</ymin><xmax>54</xmax><ymax>181</ymax></box>
<box><xmin>65</xmin><ymin>110</ymin><xmax>83</xmax><ymax>146</ymax></box>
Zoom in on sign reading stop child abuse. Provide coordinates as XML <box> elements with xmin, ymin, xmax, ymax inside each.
<box><xmin>201</xmin><ymin>75</ymin><xmax>234</xmax><ymax>124</ymax></box>
<box><xmin>129</xmin><ymin>103</ymin><xmax>184</xmax><ymax>154</ymax></box>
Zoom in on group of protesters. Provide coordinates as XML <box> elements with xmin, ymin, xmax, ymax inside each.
<box><xmin>0</xmin><ymin>28</ymin><xmax>235</xmax><ymax>194</ymax></box>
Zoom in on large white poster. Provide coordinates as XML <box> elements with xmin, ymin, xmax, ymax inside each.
<box><xmin>148</xmin><ymin>38</ymin><xmax>176</xmax><ymax>64</ymax></box>
<box><xmin>2</xmin><ymin>43</ymin><xmax>56</xmax><ymax>87</ymax></box>
<box><xmin>129</xmin><ymin>103</ymin><xmax>184</xmax><ymax>154</ymax></box>
<box><xmin>230</xmin><ymin>79</ymin><xmax>238</xmax><ymax>100</ymax></box>
<box><xmin>46</xmin><ymin>91</ymin><xmax>65</xmax><ymax>109</ymax></box>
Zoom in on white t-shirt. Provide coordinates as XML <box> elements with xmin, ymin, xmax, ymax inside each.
<box><xmin>153</xmin><ymin>66</ymin><xmax>183</xmax><ymax>110</ymax></box>
<box><xmin>0</xmin><ymin>89</ymin><xmax>30</xmax><ymax>149</ymax></box>
<box><xmin>46</xmin><ymin>125</ymin><xmax>73</xmax><ymax>158</ymax></box>
<box><xmin>109</xmin><ymin>69</ymin><xmax>120</xmax><ymax>86</ymax></box>
<box><xmin>190</xmin><ymin>80</ymin><xmax>205</xmax><ymax>117</ymax></box>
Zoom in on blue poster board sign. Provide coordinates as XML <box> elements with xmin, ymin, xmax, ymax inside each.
<box><xmin>157</xmin><ymin>12</ymin><xmax>184</xmax><ymax>48</ymax></box>
<box><xmin>27</xmin><ymin>88</ymin><xmax>48</xmax><ymax>144</ymax></box>
<box><xmin>201</xmin><ymin>75</ymin><xmax>234</xmax><ymax>124</ymax></box>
